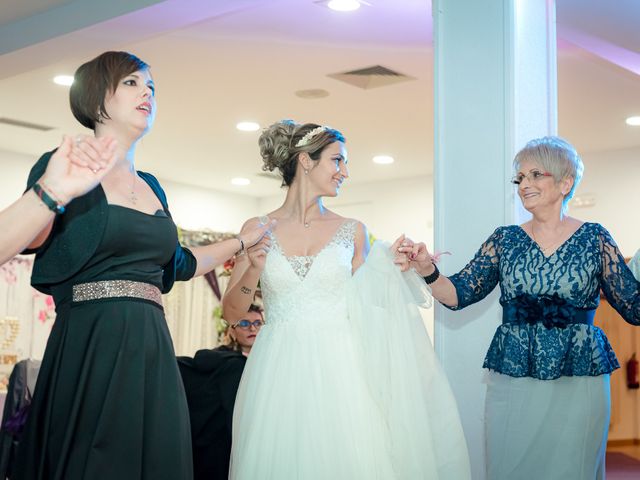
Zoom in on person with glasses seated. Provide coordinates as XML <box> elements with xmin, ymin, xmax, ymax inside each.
<box><xmin>398</xmin><ymin>136</ymin><xmax>640</xmax><ymax>480</ymax></box>
<box><xmin>178</xmin><ymin>304</ymin><xmax>264</xmax><ymax>480</ymax></box>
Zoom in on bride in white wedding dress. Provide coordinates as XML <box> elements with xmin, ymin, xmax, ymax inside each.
<box><xmin>222</xmin><ymin>121</ymin><xmax>470</xmax><ymax>479</ymax></box>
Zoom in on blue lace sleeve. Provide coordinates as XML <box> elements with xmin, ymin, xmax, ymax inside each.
<box><xmin>446</xmin><ymin>227</ymin><xmax>502</xmax><ymax>310</ymax></box>
<box><xmin>598</xmin><ymin>226</ymin><xmax>640</xmax><ymax>325</ymax></box>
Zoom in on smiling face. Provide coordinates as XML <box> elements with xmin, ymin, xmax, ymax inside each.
<box><xmin>305</xmin><ymin>141</ymin><xmax>349</xmax><ymax>197</ymax></box>
<box><xmin>516</xmin><ymin>158</ymin><xmax>573</xmax><ymax>215</ymax></box>
<box><xmin>102</xmin><ymin>69</ymin><xmax>156</xmax><ymax>137</ymax></box>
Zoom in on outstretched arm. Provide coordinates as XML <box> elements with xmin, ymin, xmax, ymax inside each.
<box><xmin>397</xmin><ymin>228</ymin><xmax>503</xmax><ymax>310</ymax></box>
<box><xmin>0</xmin><ymin>192</ymin><xmax>57</xmax><ymax>265</ymax></box>
<box><xmin>599</xmin><ymin>227</ymin><xmax>640</xmax><ymax>324</ymax></box>
<box><xmin>395</xmin><ymin>237</ymin><xmax>459</xmax><ymax>307</ymax></box>
<box><xmin>190</xmin><ymin>218</ymin><xmax>275</xmax><ymax>278</ymax></box>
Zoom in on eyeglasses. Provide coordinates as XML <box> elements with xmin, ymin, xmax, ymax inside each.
<box><xmin>231</xmin><ymin>319</ymin><xmax>265</xmax><ymax>330</ymax></box>
<box><xmin>511</xmin><ymin>170</ymin><xmax>553</xmax><ymax>185</ymax></box>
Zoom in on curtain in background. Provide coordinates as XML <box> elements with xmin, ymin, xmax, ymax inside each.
<box><xmin>164</xmin><ymin>273</ymin><xmax>222</xmax><ymax>356</ymax></box>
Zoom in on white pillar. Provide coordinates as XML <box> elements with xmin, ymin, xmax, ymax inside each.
<box><xmin>433</xmin><ymin>1</ymin><xmax>557</xmax><ymax>478</ymax></box>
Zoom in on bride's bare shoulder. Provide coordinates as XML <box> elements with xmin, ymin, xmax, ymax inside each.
<box><xmin>342</xmin><ymin>217</ymin><xmax>368</xmax><ymax>233</ymax></box>
<box><xmin>241</xmin><ymin>209</ymin><xmax>284</xmax><ymax>229</ymax></box>
<box><xmin>240</xmin><ymin>216</ymin><xmax>269</xmax><ymax>230</ymax></box>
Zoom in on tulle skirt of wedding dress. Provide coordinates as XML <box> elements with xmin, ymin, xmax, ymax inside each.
<box><xmin>230</xmin><ymin>242</ymin><xmax>470</xmax><ymax>479</ymax></box>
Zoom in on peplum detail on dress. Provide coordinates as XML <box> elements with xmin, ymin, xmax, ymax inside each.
<box><xmin>483</xmin><ymin>323</ymin><xmax>619</xmax><ymax>380</ymax></box>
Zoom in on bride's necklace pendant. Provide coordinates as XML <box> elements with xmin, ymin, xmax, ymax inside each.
<box><xmin>304</xmin><ymin>222</ymin><xmax>310</xmax><ymax>228</ymax></box>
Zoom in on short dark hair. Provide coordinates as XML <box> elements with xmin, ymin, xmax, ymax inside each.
<box><xmin>70</xmin><ymin>51</ymin><xmax>149</xmax><ymax>130</ymax></box>
<box><xmin>247</xmin><ymin>304</ymin><xmax>264</xmax><ymax>317</ymax></box>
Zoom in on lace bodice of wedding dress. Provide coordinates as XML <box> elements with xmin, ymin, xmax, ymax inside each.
<box><xmin>260</xmin><ymin>220</ymin><xmax>357</xmax><ymax>329</ymax></box>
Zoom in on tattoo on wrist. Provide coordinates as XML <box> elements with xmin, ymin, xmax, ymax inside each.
<box><xmin>240</xmin><ymin>286</ymin><xmax>252</xmax><ymax>295</ymax></box>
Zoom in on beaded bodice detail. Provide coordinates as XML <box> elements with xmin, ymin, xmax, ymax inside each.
<box><xmin>261</xmin><ymin>220</ymin><xmax>357</xmax><ymax>328</ymax></box>
<box><xmin>270</xmin><ymin>221</ymin><xmax>357</xmax><ymax>281</ymax></box>
<box><xmin>447</xmin><ymin>223</ymin><xmax>640</xmax><ymax>380</ymax></box>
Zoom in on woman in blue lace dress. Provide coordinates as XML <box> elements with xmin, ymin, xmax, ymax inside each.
<box><xmin>401</xmin><ymin>136</ymin><xmax>640</xmax><ymax>480</ymax></box>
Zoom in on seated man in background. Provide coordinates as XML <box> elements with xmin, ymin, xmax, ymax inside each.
<box><xmin>178</xmin><ymin>304</ymin><xmax>264</xmax><ymax>480</ymax></box>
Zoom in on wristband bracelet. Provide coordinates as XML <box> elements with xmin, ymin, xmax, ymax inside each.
<box><xmin>235</xmin><ymin>235</ymin><xmax>245</xmax><ymax>255</ymax></box>
<box><xmin>33</xmin><ymin>182</ymin><xmax>65</xmax><ymax>214</ymax></box>
<box><xmin>423</xmin><ymin>263</ymin><xmax>440</xmax><ymax>285</ymax></box>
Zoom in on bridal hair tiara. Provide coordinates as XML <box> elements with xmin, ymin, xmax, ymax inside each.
<box><xmin>295</xmin><ymin>126</ymin><xmax>328</xmax><ymax>147</ymax></box>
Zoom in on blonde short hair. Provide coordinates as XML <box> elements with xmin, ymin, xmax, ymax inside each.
<box><xmin>513</xmin><ymin>136</ymin><xmax>584</xmax><ymax>212</ymax></box>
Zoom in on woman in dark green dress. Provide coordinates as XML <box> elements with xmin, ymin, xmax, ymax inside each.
<box><xmin>13</xmin><ymin>51</ymin><xmax>271</xmax><ymax>480</ymax></box>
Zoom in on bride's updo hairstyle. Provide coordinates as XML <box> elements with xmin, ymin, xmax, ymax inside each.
<box><xmin>259</xmin><ymin>120</ymin><xmax>345</xmax><ymax>187</ymax></box>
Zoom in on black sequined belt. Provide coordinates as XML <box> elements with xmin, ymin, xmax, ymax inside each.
<box><xmin>72</xmin><ymin>280</ymin><xmax>163</xmax><ymax>308</ymax></box>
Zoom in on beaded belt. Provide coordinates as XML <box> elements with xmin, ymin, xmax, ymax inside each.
<box><xmin>72</xmin><ymin>280</ymin><xmax>163</xmax><ymax>307</ymax></box>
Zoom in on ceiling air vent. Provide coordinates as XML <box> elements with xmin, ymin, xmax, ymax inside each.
<box><xmin>0</xmin><ymin>117</ymin><xmax>54</xmax><ymax>131</ymax></box>
<box><xmin>328</xmin><ymin>65</ymin><xmax>414</xmax><ymax>90</ymax></box>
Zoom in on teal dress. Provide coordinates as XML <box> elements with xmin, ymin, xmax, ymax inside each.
<box><xmin>14</xmin><ymin>151</ymin><xmax>196</xmax><ymax>479</ymax></box>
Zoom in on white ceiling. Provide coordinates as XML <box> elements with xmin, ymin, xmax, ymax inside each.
<box><xmin>0</xmin><ymin>0</ymin><xmax>639</xmax><ymax>197</ymax></box>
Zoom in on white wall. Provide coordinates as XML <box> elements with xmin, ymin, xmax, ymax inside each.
<box><xmin>159</xmin><ymin>181</ymin><xmax>258</xmax><ymax>233</ymax></box>
<box><xmin>575</xmin><ymin>146</ymin><xmax>640</xmax><ymax>258</ymax></box>
<box><xmin>0</xmin><ymin>149</ymin><xmax>35</xmax><ymax>208</ymax></box>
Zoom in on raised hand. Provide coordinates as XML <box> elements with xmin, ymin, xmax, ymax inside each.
<box><xmin>246</xmin><ymin>234</ymin><xmax>272</xmax><ymax>271</ymax></box>
<box><xmin>392</xmin><ymin>235</ymin><xmax>437</xmax><ymax>276</ymax></box>
<box><xmin>390</xmin><ymin>234</ymin><xmax>411</xmax><ymax>272</ymax></box>
<box><xmin>238</xmin><ymin>218</ymin><xmax>277</xmax><ymax>250</ymax></box>
<box><xmin>40</xmin><ymin>135</ymin><xmax>118</xmax><ymax>204</ymax></box>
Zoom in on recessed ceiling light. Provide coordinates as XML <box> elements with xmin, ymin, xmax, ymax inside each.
<box><xmin>327</xmin><ymin>0</ymin><xmax>361</xmax><ymax>12</ymax></box>
<box><xmin>53</xmin><ymin>75</ymin><xmax>74</xmax><ymax>86</ymax></box>
<box><xmin>372</xmin><ymin>155</ymin><xmax>394</xmax><ymax>165</ymax></box>
<box><xmin>231</xmin><ymin>177</ymin><xmax>251</xmax><ymax>186</ymax></box>
<box><xmin>625</xmin><ymin>116</ymin><xmax>640</xmax><ymax>126</ymax></box>
<box><xmin>236</xmin><ymin>121</ymin><xmax>260</xmax><ymax>132</ymax></box>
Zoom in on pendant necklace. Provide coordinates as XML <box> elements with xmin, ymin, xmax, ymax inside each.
<box><xmin>531</xmin><ymin>222</ymin><xmax>563</xmax><ymax>254</ymax></box>
<box><xmin>130</xmin><ymin>172</ymin><xmax>138</xmax><ymax>205</ymax></box>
